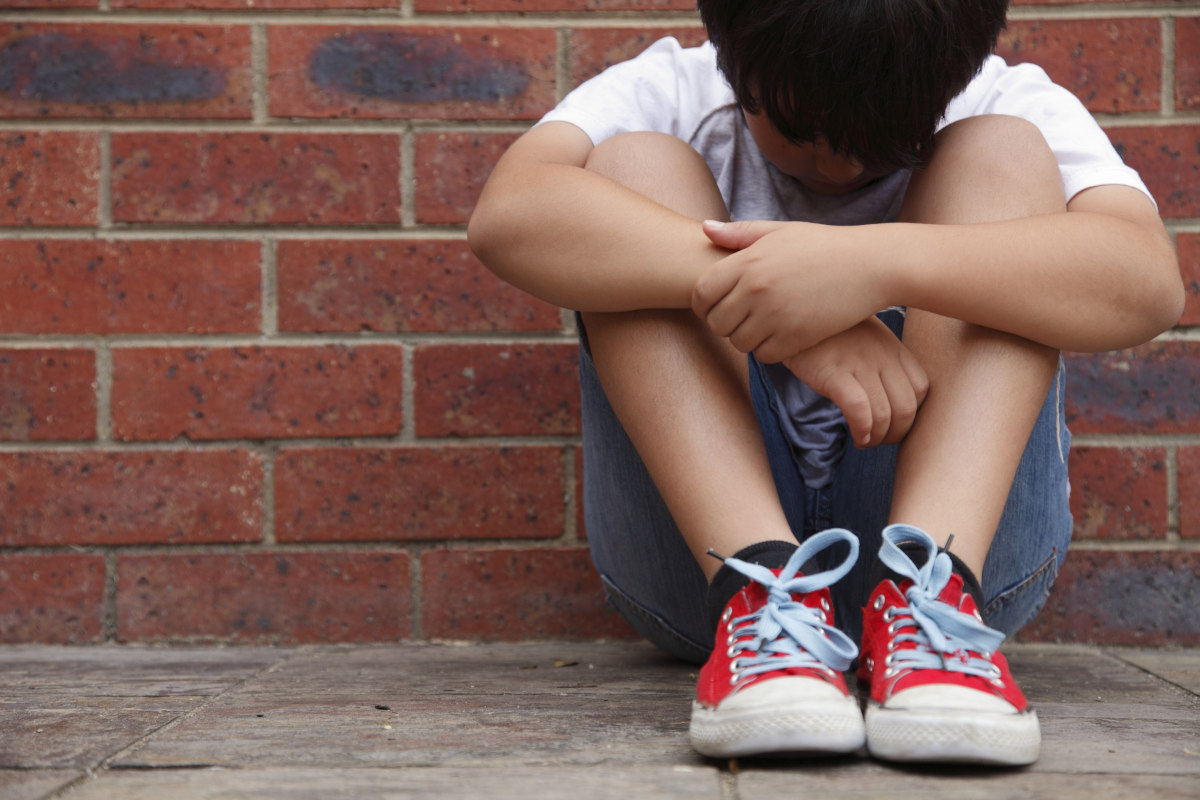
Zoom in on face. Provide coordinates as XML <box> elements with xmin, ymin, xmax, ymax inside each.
<box><xmin>741</xmin><ymin>110</ymin><xmax>881</xmax><ymax>195</ymax></box>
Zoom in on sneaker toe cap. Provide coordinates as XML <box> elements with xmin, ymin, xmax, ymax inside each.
<box><xmin>723</xmin><ymin>673</ymin><xmax>850</xmax><ymax>712</ymax></box>
<box><xmin>884</xmin><ymin>683</ymin><xmax>1018</xmax><ymax>714</ymax></box>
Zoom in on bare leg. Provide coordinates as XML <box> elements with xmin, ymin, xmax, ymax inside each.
<box><xmin>889</xmin><ymin>115</ymin><xmax>1065</xmax><ymax>576</ymax></box>
<box><xmin>580</xmin><ymin>133</ymin><xmax>798</xmax><ymax>580</ymax></box>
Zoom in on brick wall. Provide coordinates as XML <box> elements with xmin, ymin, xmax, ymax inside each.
<box><xmin>0</xmin><ymin>0</ymin><xmax>1196</xmax><ymax>646</ymax></box>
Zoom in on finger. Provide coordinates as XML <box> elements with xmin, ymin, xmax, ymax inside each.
<box><xmin>862</xmin><ymin>372</ymin><xmax>893</xmax><ymax>448</ymax></box>
<box><xmin>701</xmin><ymin>219</ymin><xmax>786</xmax><ymax>251</ymax></box>
<box><xmin>822</xmin><ymin>372</ymin><xmax>874</xmax><ymax>448</ymax></box>
<box><xmin>691</xmin><ymin>258</ymin><xmax>740</xmax><ymax>321</ymax></box>
<box><xmin>878</xmin><ymin>366</ymin><xmax>919</xmax><ymax>445</ymax></box>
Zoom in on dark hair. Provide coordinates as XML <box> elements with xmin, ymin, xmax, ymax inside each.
<box><xmin>698</xmin><ymin>0</ymin><xmax>1009</xmax><ymax>172</ymax></box>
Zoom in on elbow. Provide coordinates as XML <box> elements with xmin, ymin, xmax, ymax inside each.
<box><xmin>1128</xmin><ymin>248</ymin><xmax>1187</xmax><ymax>345</ymax></box>
<box><xmin>466</xmin><ymin>204</ymin><xmax>501</xmax><ymax>274</ymax></box>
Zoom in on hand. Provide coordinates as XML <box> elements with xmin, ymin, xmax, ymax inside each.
<box><xmin>783</xmin><ymin>316</ymin><xmax>929</xmax><ymax>447</ymax></box>
<box><xmin>693</xmin><ymin>219</ymin><xmax>889</xmax><ymax>362</ymax></box>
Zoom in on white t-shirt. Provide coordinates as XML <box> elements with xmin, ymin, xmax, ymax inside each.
<box><xmin>542</xmin><ymin>37</ymin><xmax>1151</xmax><ymax>488</ymax></box>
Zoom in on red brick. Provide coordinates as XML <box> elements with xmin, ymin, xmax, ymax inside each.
<box><xmin>421</xmin><ymin>547</ymin><xmax>635</xmax><ymax>640</ymax></box>
<box><xmin>1107</xmin><ymin>125</ymin><xmax>1200</xmax><ymax>219</ymax></box>
<box><xmin>414</xmin><ymin>343</ymin><xmax>580</xmax><ymax>437</ymax></box>
<box><xmin>117</xmin><ymin>551</ymin><xmax>410</xmax><ymax>643</ymax></box>
<box><xmin>269</xmin><ymin>26</ymin><xmax>556</xmax><ymax>120</ymax></box>
<box><xmin>0</xmin><ymin>349</ymin><xmax>94</xmax><ymax>441</ymax></box>
<box><xmin>1021</xmin><ymin>549</ymin><xmax>1200</xmax><ymax>645</ymax></box>
<box><xmin>0</xmin><ymin>132</ymin><xmax>98</xmax><ymax>226</ymax></box>
<box><xmin>996</xmin><ymin>19</ymin><xmax>1160</xmax><ymax>113</ymax></box>
<box><xmin>111</xmin><ymin>133</ymin><xmax>401</xmax><ymax>224</ymax></box>
<box><xmin>1068</xmin><ymin>446</ymin><xmax>1167</xmax><ymax>540</ymax></box>
<box><xmin>415</xmin><ymin>0</ymin><xmax>694</xmax><ymax>9</ymax></box>
<box><xmin>1065</xmin><ymin>342</ymin><xmax>1200</xmax><ymax>435</ymax></box>
<box><xmin>0</xmin><ymin>24</ymin><xmax>252</xmax><ymax>119</ymax></box>
<box><xmin>0</xmin><ymin>554</ymin><xmax>105</xmax><ymax>643</ymax></box>
<box><xmin>1177</xmin><ymin>17</ymin><xmax>1200</xmax><ymax>111</ymax></box>
<box><xmin>1179</xmin><ymin>446</ymin><xmax>1200</xmax><ymax>540</ymax></box>
<box><xmin>111</xmin><ymin>345</ymin><xmax>404</xmax><ymax>441</ymax></box>
<box><xmin>0</xmin><ymin>450</ymin><xmax>262</xmax><ymax>546</ymax></box>
<box><xmin>276</xmin><ymin>445</ymin><xmax>563</xmax><ymax>543</ymax></box>
<box><xmin>413</xmin><ymin>131</ymin><xmax>519</xmax><ymax>224</ymax></box>
<box><xmin>5</xmin><ymin>0</ymin><xmax>97</xmax><ymax>6</ymax></box>
<box><xmin>570</xmin><ymin>27</ymin><xmax>708</xmax><ymax>86</ymax></box>
<box><xmin>0</xmin><ymin>240</ymin><xmax>260</xmax><ymax>334</ymax></box>
<box><xmin>116</xmin><ymin>0</ymin><xmax>385</xmax><ymax>7</ymax></box>
<box><xmin>277</xmin><ymin>239</ymin><xmax>559</xmax><ymax>333</ymax></box>
<box><xmin>1180</xmin><ymin>234</ymin><xmax>1200</xmax><ymax>327</ymax></box>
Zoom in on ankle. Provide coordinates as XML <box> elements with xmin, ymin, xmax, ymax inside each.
<box><xmin>705</xmin><ymin>540</ymin><xmax>801</xmax><ymax>630</ymax></box>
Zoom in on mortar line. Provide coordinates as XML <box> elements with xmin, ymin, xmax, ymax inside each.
<box><xmin>97</xmin><ymin>132</ymin><xmax>113</xmax><ymax>229</ymax></box>
<box><xmin>93</xmin><ymin>342</ymin><xmax>114</xmax><ymax>443</ymax></box>
<box><xmin>261</xmin><ymin>237</ymin><xmax>279</xmax><ymax>337</ymax></box>
<box><xmin>1162</xmin><ymin>16</ymin><xmax>1177</xmax><ymax>118</ymax></box>
<box><xmin>252</xmin><ymin>22</ymin><xmax>270</xmax><ymax>123</ymax></box>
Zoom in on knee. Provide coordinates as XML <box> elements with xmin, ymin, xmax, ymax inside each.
<box><xmin>905</xmin><ymin>115</ymin><xmax>1065</xmax><ymax>222</ymax></box>
<box><xmin>584</xmin><ymin>133</ymin><xmax>726</xmax><ymax>219</ymax></box>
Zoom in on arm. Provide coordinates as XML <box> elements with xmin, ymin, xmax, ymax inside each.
<box><xmin>695</xmin><ymin>185</ymin><xmax>1182</xmax><ymax>360</ymax></box>
<box><xmin>467</xmin><ymin>121</ymin><xmax>726</xmax><ymax>311</ymax></box>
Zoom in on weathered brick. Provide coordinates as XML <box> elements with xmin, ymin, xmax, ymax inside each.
<box><xmin>0</xmin><ymin>450</ymin><xmax>263</xmax><ymax>546</ymax></box>
<box><xmin>111</xmin><ymin>133</ymin><xmax>401</xmax><ymax>224</ymax></box>
<box><xmin>414</xmin><ymin>343</ymin><xmax>580</xmax><ymax>437</ymax></box>
<box><xmin>1068</xmin><ymin>446</ymin><xmax>1167</xmax><ymax>540</ymax></box>
<box><xmin>0</xmin><ymin>349</ymin><xmax>94</xmax><ymax>441</ymax></box>
<box><xmin>412</xmin><ymin>131</ymin><xmax>519</xmax><ymax>224</ymax></box>
<box><xmin>276</xmin><ymin>239</ymin><xmax>559</xmax><ymax>333</ymax></box>
<box><xmin>421</xmin><ymin>547</ymin><xmax>635</xmax><ymax>640</ymax></box>
<box><xmin>0</xmin><ymin>240</ymin><xmax>260</xmax><ymax>334</ymax></box>
<box><xmin>570</xmin><ymin>26</ymin><xmax>708</xmax><ymax>86</ymax></box>
<box><xmin>115</xmin><ymin>0</ymin><xmax>386</xmax><ymax>7</ymax></box>
<box><xmin>5</xmin><ymin>0</ymin><xmax>97</xmax><ymax>7</ymax></box>
<box><xmin>0</xmin><ymin>131</ymin><xmax>98</xmax><ymax>226</ymax></box>
<box><xmin>996</xmin><ymin>19</ymin><xmax>1160</xmax><ymax>113</ymax></box>
<box><xmin>0</xmin><ymin>24</ymin><xmax>252</xmax><ymax>119</ymax></box>
<box><xmin>1177</xmin><ymin>16</ymin><xmax>1200</xmax><ymax>112</ymax></box>
<box><xmin>111</xmin><ymin>345</ymin><xmax>404</xmax><ymax>441</ymax></box>
<box><xmin>0</xmin><ymin>553</ymin><xmax>105</xmax><ymax>643</ymax></box>
<box><xmin>1065</xmin><ymin>342</ymin><xmax>1200</xmax><ymax>435</ymax></box>
<box><xmin>1180</xmin><ymin>233</ymin><xmax>1200</xmax><ymax>327</ymax></box>
<box><xmin>269</xmin><ymin>26</ymin><xmax>556</xmax><ymax>120</ymax></box>
<box><xmin>275</xmin><ymin>445</ymin><xmax>563</xmax><ymax>542</ymax></box>
<box><xmin>414</xmin><ymin>0</ymin><xmax>695</xmax><ymax>12</ymax></box>
<box><xmin>1021</xmin><ymin>549</ymin><xmax>1200</xmax><ymax>645</ymax></box>
<box><xmin>1107</xmin><ymin>125</ymin><xmax>1200</xmax><ymax>219</ymax></box>
<box><xmin>1179</xmin><ymin>446</ymin><xmax>1200</xmax><ymax>540</ymax></box>
<box><xmin>117</xmin><ymin>551</ymin><xmax>411</xmax><ymax>643</ymax></box>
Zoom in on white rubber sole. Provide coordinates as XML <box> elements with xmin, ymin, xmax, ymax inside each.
<box><xmin>865</xmin><ymin>704</ymin><xmax>1041</xmax><ymax>765</ymax></box>
<box><xmin>689</xmin><ymin>695</ymin><xmax>866</xmax><ymax>758</ymax></box>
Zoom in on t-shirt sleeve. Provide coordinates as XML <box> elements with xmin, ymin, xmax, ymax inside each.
<box><xmin>537</xmin><ymin>37</ymin><xmax>728</xmax><ymax>146</ymax></box>
<box><xmin>941</xmin><ymin>56</ymin><xmax>1154</xmax><ymax>206</ymax></box>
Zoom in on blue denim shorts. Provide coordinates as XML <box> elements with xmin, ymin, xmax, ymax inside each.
<box><xmin>578</xmin><ymin>311</ymin><xmax>1073</xmax><ymax>664</ymax></box>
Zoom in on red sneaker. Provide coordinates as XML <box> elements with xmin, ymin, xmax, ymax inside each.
<box><xmin>689</xmin><ymin>529</ymin><xmax>866</xmax><ymax>758</ymax></box>
<box><xmin>858</xmin><ymin>524</ymin><xmax>1041</xmax><ymax>765</ymax></box>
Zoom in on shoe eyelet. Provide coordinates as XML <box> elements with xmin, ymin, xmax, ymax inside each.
<box><xmin>729</xmin><ymin>674</ymin><xmax>741</xmax><ymax>686</ymax></box>
<box><xmin>872</xmin><ymin>594</ymin><xmax>885</xmax><ymax>611</ymax></box>
<box><xmin>882</xmin><ymin>607</ymin><xmax>897</xmax><ymax>622</ymax></box>
<box><xmin>884</xmin><ymin>653</ymin><xmax>895</xmax><ymax>667</ymax></box>
<box><xmin>726</xmin><ymin>645</ymin><xmax>739</xmax><ymax>659</ymax></box>
<box><xmin>820</xmin><ymin>596</ymin><xmax>831</xmax><ymax>612</ymax></box>
<box><xmin>726</xmin><ymin>634</ymin><xmax>736</xmax><ymax>647</ymax></box>
<box><xmin>887</xmin><ymin>620</ymin><xmax>901</xmax><ymax>635</ymax></box>
<box><xmin>721</xmin><ymin>607</ymin><xmax>733</xmax><ymax>622</ymax></box>
<box><xmin>728</xmin><ymin>659</ymin><xmax>740</xmax><ymax>674</ymax></box>
<box><xmin>864</xmin><ymin>656</ymin><xmax>874</xmax><ymax>671</ymax></box>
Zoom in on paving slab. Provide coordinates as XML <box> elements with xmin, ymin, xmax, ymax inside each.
<box><xmin>0</xmin><ymin>770</ymin><xmax>83</xmax><ymax>800</ymax></box>
<box><xmin>56</xmin><ymin>765</ymin><xmax>723</xmax><ymax>800</ymax></box>
<box><xmin>0</xmin><ymin>646</ymin><xmax>291</xmax><ymax>771</ymax></box>
<box><xmin>1114</xmin><ymin>649</ymin><xmax>1200</xmax><ymax>696</ymax></box>
<box><xmin>113</xmin><ymin>642</ymin><xmax>699</xmax><ymax>769</ymax></box>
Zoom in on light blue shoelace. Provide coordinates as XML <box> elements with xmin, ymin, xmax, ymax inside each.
<box><xmin>877</xmin><ymin>524</ymin><xmax>1006</xmax><ymax>678</ymax></box>
<box><xmin>714</xmin><ymin>528</ymin><xmax>861</xmax><ymax>676</ymax></box>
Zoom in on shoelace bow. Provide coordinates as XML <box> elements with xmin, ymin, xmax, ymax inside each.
<box><xmin>878</xmin><ymin>524</ymin><xmax>1006</xmax><ymax>678</ymax></box>
<box><xmin>713</xmin><ymin>528</ymin><xmax>860</xmax><ymax>678</ymax></box>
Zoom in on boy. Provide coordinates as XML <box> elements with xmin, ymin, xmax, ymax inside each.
<box><xmin>468</xmin><ymin>0</ymin><xmax>1182</xmax><ymax>766</ymax></box>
